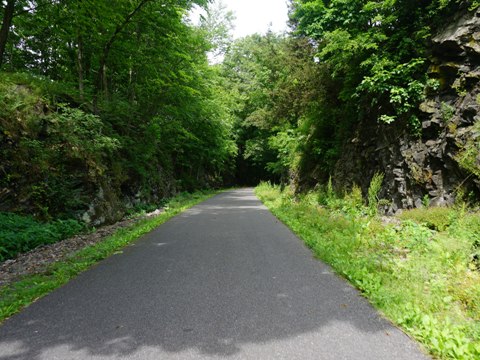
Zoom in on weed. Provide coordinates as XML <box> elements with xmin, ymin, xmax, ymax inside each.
<box><xmin>441</xmin><ymin>102</ymin><xmax>456</xmax><ymax>122</ymax></box>
<box><xmin>368</xmin><ymin>172</ymin><xmax>384</xmax><ymax>216</ymax></box>
<box><xmin>318</xmin><ymin>176</ymin><xmax>336</xmax><ymax>206</ymax></box>
<box><xmin>422</xmin><ymin>194</ymin><xmax>431</xmax><ymax>208</ymax></box>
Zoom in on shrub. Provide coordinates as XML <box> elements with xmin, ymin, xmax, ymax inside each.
<box><xmin>456</xmin><ymin>119</ymin><xmax>480</xmax><ymax>181</ymax></box>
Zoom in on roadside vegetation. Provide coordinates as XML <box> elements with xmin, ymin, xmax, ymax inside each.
<box><xmin>256</xmin><ymin>182</ymin><xmax>480</xmax><ymax>360</ymax></box>
<box><xmin>0</xmin><ymin>190</ymin><xmax>217</xmax><ymax>323</ymax></box>
<box><xmin>0</xmin><ymin>213</ymin><xmax>84</xmax><ymax>262</ymax></box>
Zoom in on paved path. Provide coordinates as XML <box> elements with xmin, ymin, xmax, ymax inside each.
<box><xmin>0</xmin><ymin>189</ymin><xmax>428</xmax><ymax>360</ymax></box>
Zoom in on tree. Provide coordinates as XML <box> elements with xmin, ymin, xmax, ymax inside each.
<box><xmin>1</xmin><ymin>0</ymin><xmax>239</xmax><ymax>218</ymax></box>
<box><xmin>198</xmin><ymin>0</ymin><xmax>235</xmax><ymax>62</ymax></box>
<box><xmin>0</xmin><ymin>0</ymin><xmax>15</xmax><ymax>67</ymax></box>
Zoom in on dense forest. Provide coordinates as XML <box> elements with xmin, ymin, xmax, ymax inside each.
<box><xmin>1</xmin><ymin>0</ymin><xmax>480</xmax><ymax>222</ymax></box>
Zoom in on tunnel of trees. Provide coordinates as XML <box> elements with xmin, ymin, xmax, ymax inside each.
<box><xmin>0</xmin><ymin>0</ymin><xmax>474</xmax><ymax>220</ymax></box>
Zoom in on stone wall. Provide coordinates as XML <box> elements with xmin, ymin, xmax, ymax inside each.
<box><xmin>333</xmin><ymin>8</ymin><xmax>480</xmax><ymax>213</ymax></box>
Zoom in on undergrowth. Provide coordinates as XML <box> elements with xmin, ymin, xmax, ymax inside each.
<box><xmin>0</xmin><ymin>213</ymin><xmax>84</xmax><ymax>262</ymax></box>
<box><xmin>256</xmin><ymin>182</ymin><xmax>480</xmax><ymax>360</ymax></box>
<box><xmin>0</xmin><ymin>189</ymin><xmax>217</xmax><ymax>323</ymax></box>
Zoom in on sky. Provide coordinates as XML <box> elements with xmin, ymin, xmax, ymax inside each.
<box><xmin>222</xmin><ymin>0</ymin><xmax>290</xmax><ymax>38</ymax></box>
<box><xmin>191</xmin><ymin>0</ymin><xmax>290</xmax><ymax>39</ymax></box>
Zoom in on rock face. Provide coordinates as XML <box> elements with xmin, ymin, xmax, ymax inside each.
<box><xmin>80</xmin><ymin>170</ymin><xmax>176</xmax><ymax>226</ymax></box>
<box><xmin>334</xmin><ymin>9</ymin><xmax>480</xmax><ymax>213</ymax></box>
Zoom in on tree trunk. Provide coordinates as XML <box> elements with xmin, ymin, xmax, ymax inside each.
<box><xmin>102</xmin><ymin>63</ymin><xmax>108</xmax><ymax>98</ymax></box>
<box><xmin>77</xmin><ymin>33</ymin><xmax>84</xmax><ymax>101</ymax></box>
<box><xmin>0</xmin><ymin>0</ymin><xmax>15</xmax><ymax>68</ymax></box>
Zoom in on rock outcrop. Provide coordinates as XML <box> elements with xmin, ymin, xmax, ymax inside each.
<box><xmin>334</xmin><ymin>8</ymin><xmax>480</xmax><ymax>213</ymax></box>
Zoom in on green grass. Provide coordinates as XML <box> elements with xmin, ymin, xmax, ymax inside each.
<box><xmin>0</xmin><ymin>190</ymin><xmax>217</xmax><ymax>323</ymax></box>
<box><xmin>256</xmin><ymin>182</ymin><xmax>480</xmax><ymax>360</ymax></box>
<box><xmin>398</xmin><ymin>207</ymin><xmax>458</xmax><ymax>232</ymax></box>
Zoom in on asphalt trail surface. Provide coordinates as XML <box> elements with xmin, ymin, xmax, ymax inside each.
<box><xmin>0</xmin><ymin>188</ymin><xmax>428</xmax><ymax>359</ymax></box>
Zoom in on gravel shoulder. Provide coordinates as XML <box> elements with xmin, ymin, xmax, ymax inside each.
<box><xmin>0</xmin><ymin>211</ymin><xmax>162</xmax><ymax>287</ymax></box>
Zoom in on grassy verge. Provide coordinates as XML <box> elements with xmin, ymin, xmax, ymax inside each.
<box><xmin>0</xmin><ymin>190</ymin><xmax>217</xmax><ymax>323</ymax></box>
<box><xmin>256</xmin><ymin>182</ymin><xmax>480</xmax><ymax>360</ymax></box>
